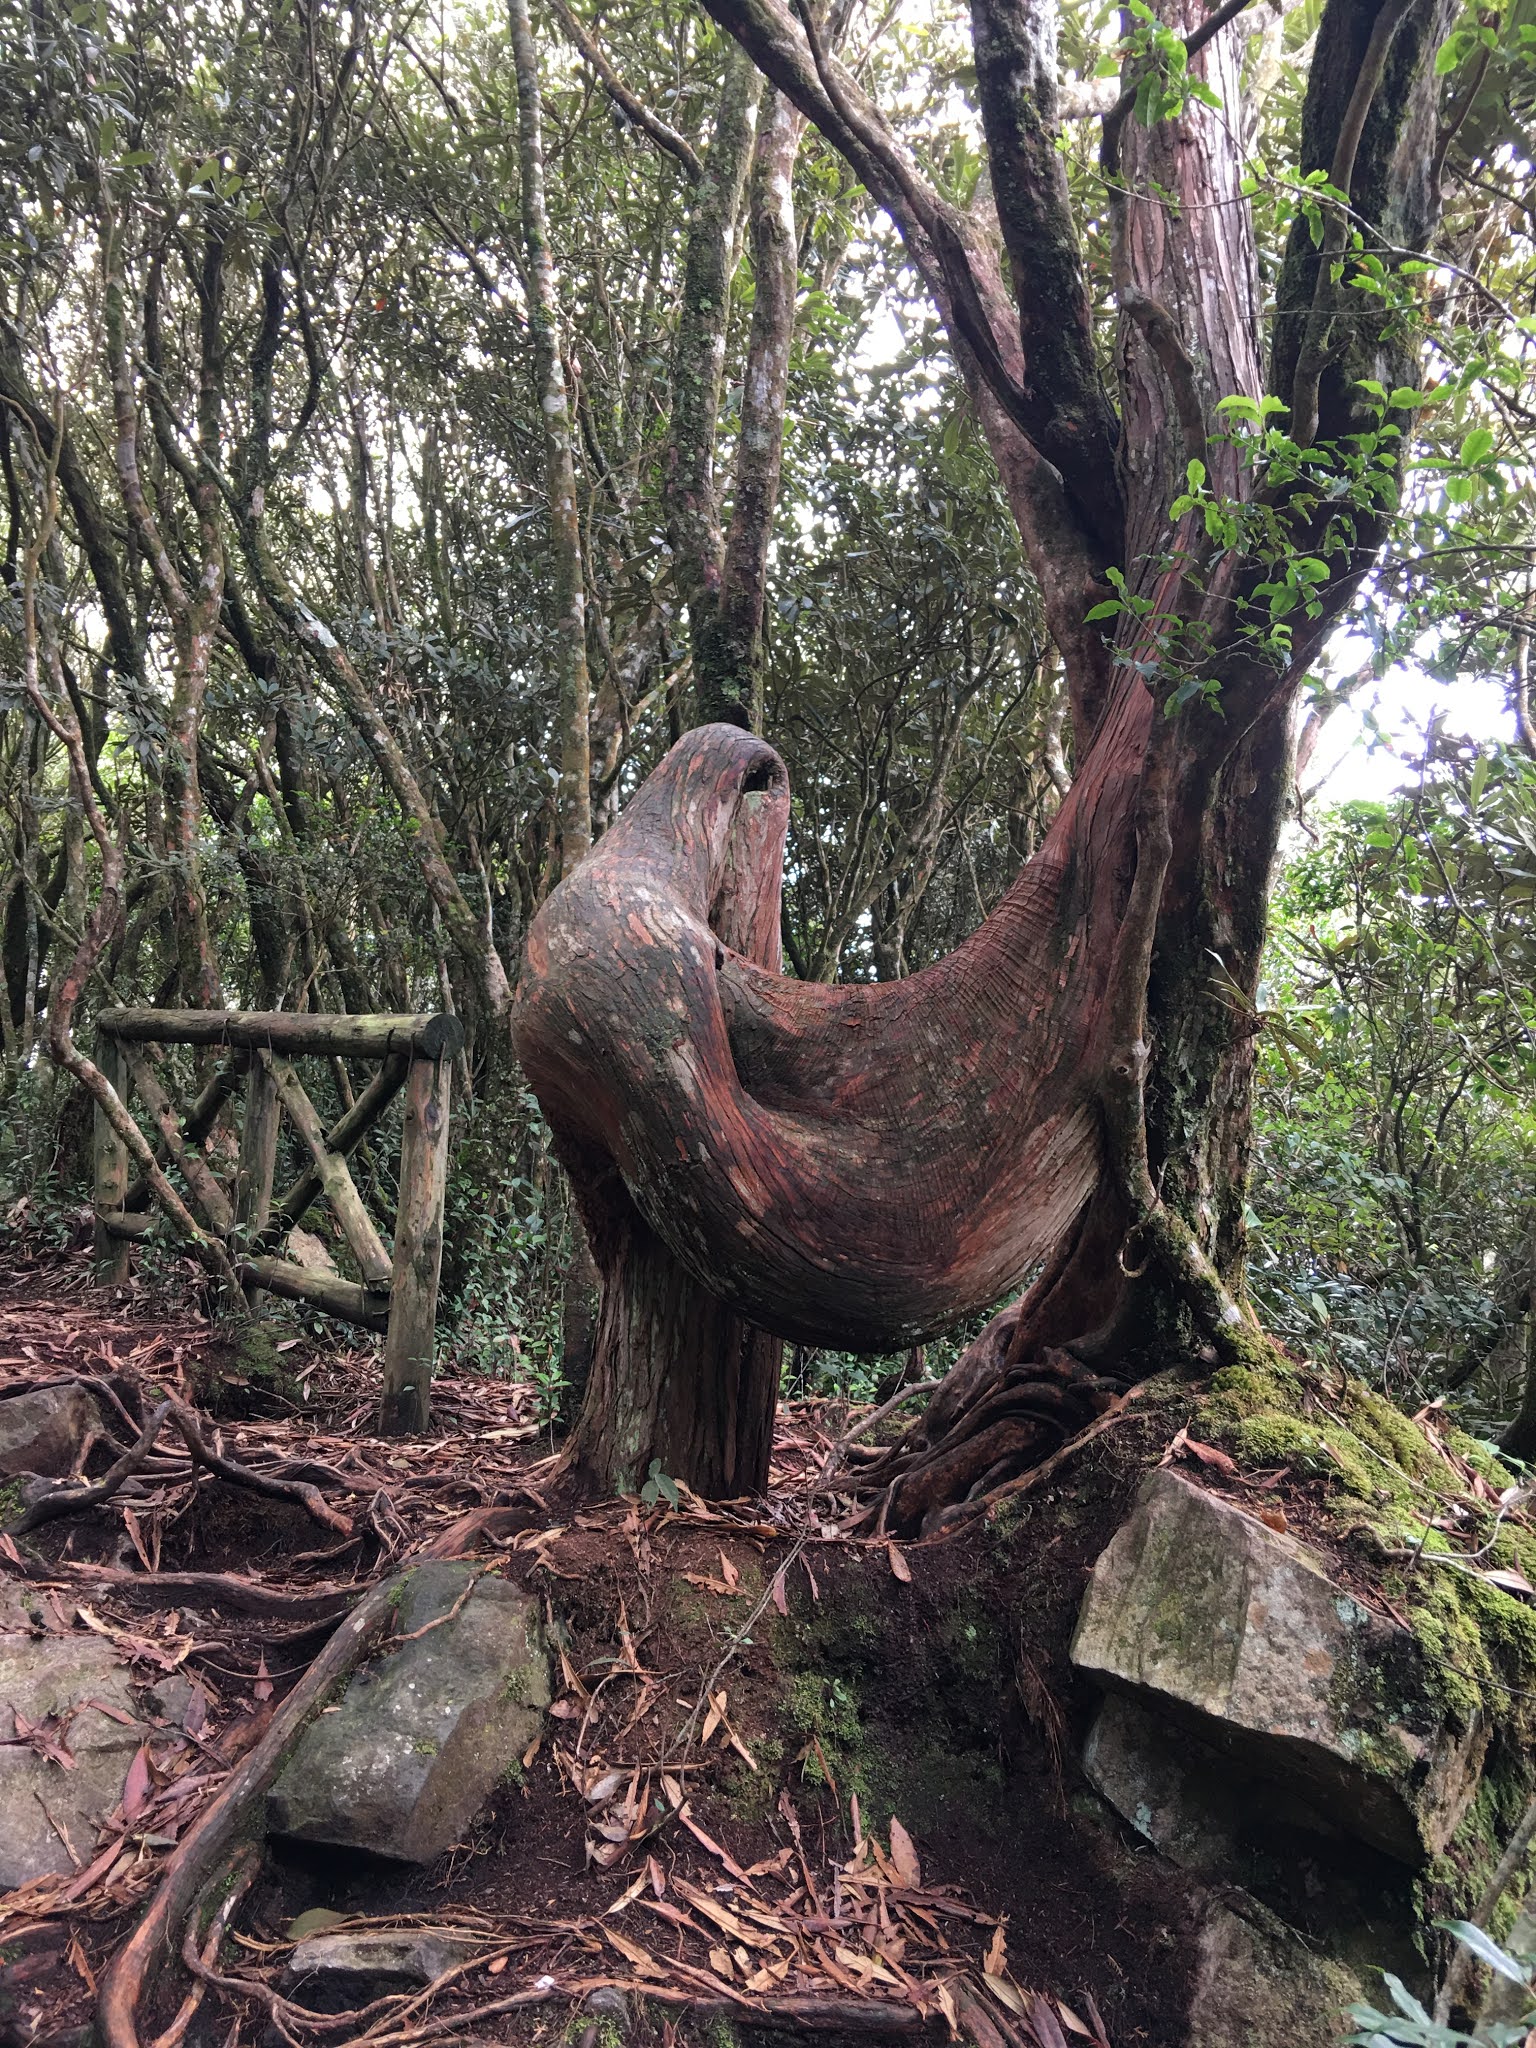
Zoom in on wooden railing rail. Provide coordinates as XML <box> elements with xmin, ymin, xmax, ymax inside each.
<box><xmin>91</xmin><ymin>1009</ymin><xmax>461</xmax><ymax>1434</ymax></box>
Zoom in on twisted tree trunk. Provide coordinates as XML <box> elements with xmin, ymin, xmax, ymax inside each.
<box><xmin>516</xmin><ymin>0</ymin><xmax>1456</xmax><ymax>1523</ymax></box>
<box><xmin>530</xmin><ymin>738</ymin><xmax>789</xmax><ymax>1495</ymax></box>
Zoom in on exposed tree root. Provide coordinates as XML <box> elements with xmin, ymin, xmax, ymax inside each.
<box><xmin>98</xmin><ymin>1574</ymin><xmax>404</xmax><ymax>2048</ymax></box>
<box><xmin>162</xmin><ymin>1397</ymin><xmax>353</xmax><ymax>1534</ymax></box>
<box><xmin>151</xmin><ymin>1844</ymin><xmax>261</xmax><ymax>2048</ymax></box>
<box><xmin>24</xmin><ymin>1559</ymin><xmax>367</xmax><ymax>1624</ymax></box>
<box><xmin>7</xmin><ymin>1398</ymin><xmax>175</xmax><ymax>1536</ymax></box>
<box><xmin>4</xmin><ymin>1391</ymin><xmax>353</xmax><ymax>1539</ymax></box>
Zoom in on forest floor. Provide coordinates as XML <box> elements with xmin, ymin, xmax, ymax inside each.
<box><xmin>0</xmin><ymin>1246</ymin><xmax>1219</xmax><ymax>2048</ymax></box>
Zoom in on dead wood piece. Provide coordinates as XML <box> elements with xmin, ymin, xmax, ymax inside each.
<box><xmin>326</xmin><ymin>1983</ymin><xmax>937</xmax><ymax>2048</ymax></box>
<box><xmin>416</xmin><ymin>1505</ymin><xmax>529</xmax><ymax>1557</ymax></box>
<box><xmin>164</xmin><ymin>1399</ymin><xmax>353</xmax><ymax>1535</ymax></box>
<box><xmin>235</xmin><ymin>1257</ymin><xmax>391</xmax><ymax>1333</ymax></box>
<box><xmin>40</xmin><ymin>1562</ymin><xmax>366</xmax><ymax>1622</ymax></box>
<box><xmin>5</xmin><ymin>1399</ymin><xmax>173</xmax><ymax>1536</ymax></box>
<box><xmin>97</xmin><ymin>1573</ymin><xmax>405</xmax><ymax>2048</ymax></box>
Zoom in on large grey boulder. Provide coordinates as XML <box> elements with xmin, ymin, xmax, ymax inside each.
<box><xmin>1071</xmin><ymin>1469</ymin><xmax>1483</xmax><ymax>1865</ymax></box>
<box><xmin>0</xmin><ymin>1632</ymin><xmax>142</xmax><ymax>1889</ymax></box>
<box><xmin>267</xmin><ymin>1562</ymin><xmax>549</xmax><ymax>1863</ymax></box>
<box><xmin>0</xmin><ymin>1385</ymin><xmax>99</xmax><ymax>1480</ymax></box>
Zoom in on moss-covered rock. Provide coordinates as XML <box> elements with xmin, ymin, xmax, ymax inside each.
<box><xmin>268</xmin><ymin>1563</ymin><xmax>550</xmax><ymax>1862</ymax></box>
<box><xmin>1072</xmin><ymin>1468</ymin><xmax>1486</xmax><ymax>1864</ymax></box>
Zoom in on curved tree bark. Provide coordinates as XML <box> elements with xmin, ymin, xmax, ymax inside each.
<box><xmin>517</xmin><ymin>0</ymin><xmax>1457</xmax><ymax>1523</ymax></box>
<box><xmin>536</xmin><ymin>737</ymin><xmax>790</xmax><ymax>1495</ymax></box>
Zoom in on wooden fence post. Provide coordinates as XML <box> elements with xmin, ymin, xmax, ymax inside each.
<box><xmin>235</xmin><ymin>1053</ymin><xmax>279</xmax><ymax>1310</ymax></box>
<box><xmin>93</xmin><ymin>1035</ymin><xmax>131</xmax><ymax>1285</ymax></box>
<box><xmin>378</xmin><ymin>1054</ymin><xmax>452</xmax><ymax>1434</ymax></box>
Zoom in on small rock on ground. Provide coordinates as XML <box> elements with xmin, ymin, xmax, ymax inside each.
<box><xmin>0</xmin><ymin>1385</ymin><xmax>99</xmax><ymax>1481</ymax></box>
<box><xmin>0</xmin><ymin>1633</ymin><xmax>142</xmax><ymax>1888</ymax></box>
<box><xmin>267</xmin><ymin>1560</ymin><xmax>549</xmax><ymax>1863</ymax></box>
<box><xmin>282</xmin><ymin>1929</ymin><xmax>479</xmax><ymax>2008</ymax></box>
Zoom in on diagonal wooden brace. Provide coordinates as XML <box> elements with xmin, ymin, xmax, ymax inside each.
<box><xmin>120</xmin><ymin>1045</ymin><xmax>234</xmax><ymax>1237</ymax></box>
<box><xmin>269</xmin><ymin>1060</ymin><xmax>394</xmax><ymax>1289</ymax></box>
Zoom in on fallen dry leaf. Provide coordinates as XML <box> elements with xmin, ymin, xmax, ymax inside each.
<box><xmin>888</xmin><ymin>1816</ymin><xmax>921</xmax><ymax>1889</ymax></box>
<box><xmin>1179</xmin><ymin>1436</ymin><xmax>1239</xmax><ymax>1476</ymax></box>
<box><xmin>122</xmin><ymin>1746</ymin><xmax>152</xmax><ymax>1817</ymax></box>
<box><xmin>604</xmin><ymin>1927</ymin><xmax>664</xmax><ymax>1978</ymax></box>
<box><xmin>985</xmin><ymin>1970</ymin><xmax>1028</xmax><ymax>2017</ymax></box>
<box><xmin>1480</xmin><ymin>1567</ymin><xmax>1536</xmax><ymax>1599</ymax></box>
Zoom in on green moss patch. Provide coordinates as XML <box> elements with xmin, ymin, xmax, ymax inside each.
<box><xmin>1198</xmin><ymin>1343</ymin><xmax>1536</xmax><ymax>1942</ymax></box>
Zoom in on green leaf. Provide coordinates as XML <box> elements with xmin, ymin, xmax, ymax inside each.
<box><xmin>1436</xmin><ymin>1921</ymin><xmax>1531</xmax><ymax>1987</ymax></box>
<box><xmin>1084</xmin><ymin>601</ymin><xmax>1122</xmax><ymax>623</ymax></box>
<box><xmin>1459</xmin><ymin>426</ymin><xmax>1494</xmax><ymax>465</ymax></box>
<box><xmin>1186</xmin><ymin>458</ymin><xmax>1207</xmax><ymax>489</ymax></box>
<box><xmin>1380</xmin><ymin>1973</ymin><xmax>1430</xmax><ymax>2023</ymax></box>
<box><xmin>288</xmin><ymin>1909</ymin><xmax>348</xmax><ymax>1940</ymax></box>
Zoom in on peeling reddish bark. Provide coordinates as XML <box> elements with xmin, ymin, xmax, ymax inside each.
<box><xmin>526</xmin><ymin>735</ymin><xmax>789</xmax><ymax>1494</ymax></box>
<box><xmin>517</xmin><ymin>0</ymin><xmax>1456</xmax><ymax>1519</ymax></box>
<box><xmin>516</xmin><ymin>670</ymin><xmax>1152</xmax><ymax>1497</ymax></box>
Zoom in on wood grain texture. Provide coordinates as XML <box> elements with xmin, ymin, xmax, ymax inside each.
<box><xmin>514</xmin><ymin>714</ymin><xmax>1141</xmax><ymax>1358</ymax></box>
<box><xmin>378</xmin><ymin>1055</ymin><xmax>452</xmax><ymax>1433</ymax></box>
<box><xmin>99</xmin><ymin>1008</ymin><xmax>463</xmax><ymax>1060</ymax></box>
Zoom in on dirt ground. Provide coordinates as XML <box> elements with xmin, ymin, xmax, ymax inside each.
<box><xmin>0</xmin><ymin>1245</ymin><xmax>1211</xmax><ymax>2048</ymax></box>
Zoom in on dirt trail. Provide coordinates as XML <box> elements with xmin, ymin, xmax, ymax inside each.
<box><xmin>0</xmin><ymin>1248</ymin><xmax>1202</xmax><ymax>2048</ymax></box>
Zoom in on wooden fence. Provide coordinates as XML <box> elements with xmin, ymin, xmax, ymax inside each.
<box><xmin>91</xmin><ymin>1009</ymin><xmax>461</xmax><ymax>1433</ymax></box>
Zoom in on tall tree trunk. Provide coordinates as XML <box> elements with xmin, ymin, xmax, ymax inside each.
<box><xmin>560</xmin><ymin>736</ymin><xmax>789</xmax><ymax>1494</ymax></box>
<box><xmin>665</xmin><ymin>48</ymin><xmax>761</xmax><ymax>726</ymax></box>
<box><xmin>518</xmin><ymin>0</ymin><xmax>1457</xmax><ymax>1521</ymax></box>
<box><xmin>695</xmin><ymin>87</ymin><xmax>804</xmax><ymax>729</ymax></box>
<box><xmin>562</xmin><ymin>47</ymin><xmax>816</xmax><ymax>1495</ymax></box>
<box><xmin>509</xmin><ymin>0</ymin><xmax>592</xmax><ymax>875</ymax></box>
